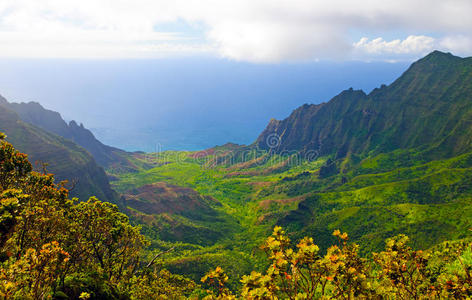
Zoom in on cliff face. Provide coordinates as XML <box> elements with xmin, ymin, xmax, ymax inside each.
<box><xmin>4</xmin><ymin>100</ymin><xmax>127</xmax><ymax>167</ymax></box>
<box><xmin>0</xmin><ymin>103</ymin><xmax>119</xmax><ymax>204</ymax></box>
<box><xmin>256</xmin><ymin>51</ymin><xmax>472</xmax><ymax>159</ymax></box>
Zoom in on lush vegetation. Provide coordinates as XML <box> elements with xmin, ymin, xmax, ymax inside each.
<box><xmin>0</xmin><ymin>131</ymin><xmax>472</xmax><ymax>299</ymax></box>
<box><xmin>1</xmin><ymin>133</ymin><xmax>472</xmax><ymax>298</ymax></box>
<box><xmin>103</xmin><ymin>140</ymin><xmax>472</xmax><ymax>291</ymax></box>
<box><xmin>205</xmin><ymin>227</ymin><xmax>472</xmax><ymax>299</ymax></box>
<box><xmin>0</xmin><ymin>134</ymin><xmax>198</xmax><ymax>298</ymax></box>
<box><xmin>2</xmin><ymin>51</ymin><xmax>472</xmax><ymax>298</ymax></box>
<box><xmin>112</xmin><ymin>143</ymin><xmax>472</xmax><ymax>236</ymax></box>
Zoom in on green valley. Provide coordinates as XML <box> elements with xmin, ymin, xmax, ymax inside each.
<box><xmin>107</xmin><ymin>144</ymin><xmax>472</xmax><ymax>267</ymax></box>
<box><xmin>102</xmin><ymin>51</ymin><xmax>472</xmax><ymax>286</ymax></box>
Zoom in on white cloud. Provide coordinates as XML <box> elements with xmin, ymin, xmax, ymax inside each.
<box><xmin>353</xmin><ymin>35</ymin><xmax>436</xmax><ymax>60</ymax></box>
<box><xmin>352</xmin><ymin>34</ymin><xmax>472</xmax><ymax>61</ymax></box>
<box><xmin>0</xmin><ymin>0</ymin><xmax>471</xmax><ymax>61</ymax></box>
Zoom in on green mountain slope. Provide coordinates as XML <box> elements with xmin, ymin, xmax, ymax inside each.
<box><xmin>0</xmin><ymin>98</ymin><xmax>131</xmax><ymax>169</ymax></box>
<box><xmin>0</xmin><ymin>101</ymin><xmax>118</xmax><ymax>203</ymax></box>
<box><xmin>276</xmin><ymin>149</ymin><xmax>472</xmax><ymax>253</ymax></box>
<box><xmin>256</xmin><ymin>51</ymin><xmax>472</xmax><ymax>159</ymax></box>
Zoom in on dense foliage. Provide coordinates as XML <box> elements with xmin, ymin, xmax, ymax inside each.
<box><xmin>0</xmin><ymin>134</ymin><xmax>197</xmax><ymax>299</ymax></box>
<box><xmin>204</xmin><ymin>227</ymin><xmax>472</xmax><ymax>299</ymax></box>
<box><xmin>1</xmin><ymin>133</ymin><xmax>472</xmax><ymax>299</ymax></box>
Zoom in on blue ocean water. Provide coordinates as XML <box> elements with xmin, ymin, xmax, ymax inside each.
<box><xmin>0</xmin><ymin>57</ymin><xmax>409</xmax><ymax>151</ymax></box>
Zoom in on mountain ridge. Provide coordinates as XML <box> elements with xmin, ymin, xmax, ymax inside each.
<box><xmin>0</xmin><ymin>98</ymin><xmax>119</xmax><ymax>204</ymax></box>
<box><xmin>255</xmin><ymin>51</ymin><xmax>472</xmax><ymax>161</ymax></box>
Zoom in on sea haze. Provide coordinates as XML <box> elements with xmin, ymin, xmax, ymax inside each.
<box><xmin>0</xmin><ymin>57</ymin><xmax>408</xmax><ymax>152</ymax></box>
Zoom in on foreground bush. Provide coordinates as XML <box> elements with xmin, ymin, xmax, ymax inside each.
<box><xmin>200</xmin><ymin>227</ymin><xmax>472</xmax><ymax>299</ymax></box>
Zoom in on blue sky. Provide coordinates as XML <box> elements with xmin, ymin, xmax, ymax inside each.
<box><xmin>0</xmin><ymin>0</ymin><xmax>471</xmax><ymax>62</ymax></box>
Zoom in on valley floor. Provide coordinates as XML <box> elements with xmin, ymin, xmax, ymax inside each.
<box><xmin>106</xmin><ymin>145</ymin><xmax>472</xmax><ymax>284</ymax></box>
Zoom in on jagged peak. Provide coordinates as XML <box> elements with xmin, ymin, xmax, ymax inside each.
<box><xmin>338</xmin><ymin>87</ymin><xmax>366</xmax><ymax>96</ymax></box>
<box><xmin>414</xmin><ymin>50</ymin><xmax>463</xmax><ymax>66</ymax></box>
<box><xmin>383</xmin><ymin>50</ymin><xmax>469</xmax><ymax>92</ymax></box>
<box><xmin>69</xmin><ymin>120</ymin><xmax>86</xmax><ymax>129</ymax></box>
<box><xmin>425</xmin><ymin>50</ymin><xmax>457</xmax><ymax>59</ymax></box>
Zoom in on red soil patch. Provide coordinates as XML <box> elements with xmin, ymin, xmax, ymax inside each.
<box><xmin>123</xmin><ymin>182</ymin><xmax>218</xmax><ymax>215</ymax></box>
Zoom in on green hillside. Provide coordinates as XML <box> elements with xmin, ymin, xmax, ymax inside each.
<box><xmin>0</xmin><ymin>102</ymin><xmax>118</xmax><ymax>204</ymax></box>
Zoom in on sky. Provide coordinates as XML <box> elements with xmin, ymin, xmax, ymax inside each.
<box><xmin>0</xmin><ymin>0</ymin><xmax>471</xmax><ymax>62</ymax></box>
